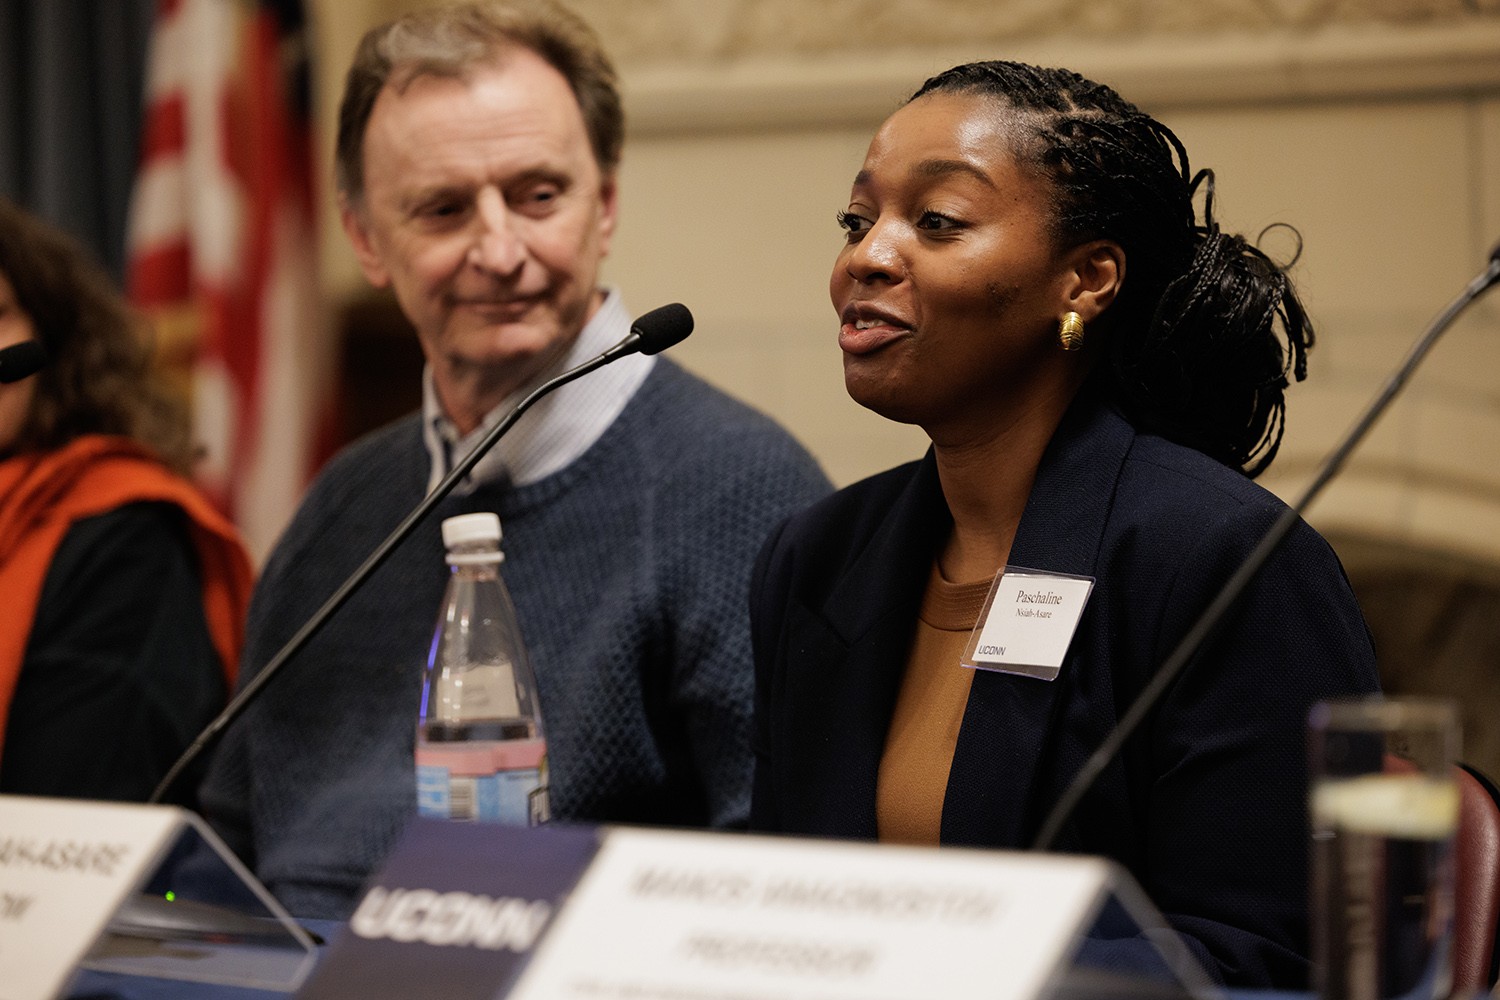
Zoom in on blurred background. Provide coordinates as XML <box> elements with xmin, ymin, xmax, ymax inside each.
<box><xmin>4</xmin><ymin>0</ymin><xmax>1500</xmax><ymax>771</ymax></box>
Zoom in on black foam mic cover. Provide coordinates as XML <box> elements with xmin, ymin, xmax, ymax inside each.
<box><xmin>0</xmin><ymin>340</ymin><xmax>46</xmax><ymax>384</ymax></box>
<box><xmin>630</xmin><ymin>302</ymin><xmax>694</xmax><ymax>355</ymax></box>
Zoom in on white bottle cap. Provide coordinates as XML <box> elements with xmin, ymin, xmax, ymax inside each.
<box><xmin>441</xmin><ymin>512</ymin><xmax>502</xmax><ymax>549</ymax></box>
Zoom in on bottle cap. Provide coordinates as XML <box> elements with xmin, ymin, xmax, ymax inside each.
<box><xmin>441</xmin><ymin>512</ymin><xmax>502</xmax><ymax>549</ymax></box>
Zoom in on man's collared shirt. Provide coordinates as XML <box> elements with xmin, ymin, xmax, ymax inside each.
<box><xmin>421</xmin><ymin>289</ymin><xmax>655</xmax><ymax>495</ymax></box>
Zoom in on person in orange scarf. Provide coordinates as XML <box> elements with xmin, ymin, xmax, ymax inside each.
<box><xmin>0</xmin><ymin>198</ymin><xmax>252</xmax><ymax>806</ymax></box>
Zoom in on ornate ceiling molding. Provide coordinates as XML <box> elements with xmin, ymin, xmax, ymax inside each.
<box><xmin>619</xmin><ymin>19</ymin><xmax>1500</xmax><ymax>136</ymax></box>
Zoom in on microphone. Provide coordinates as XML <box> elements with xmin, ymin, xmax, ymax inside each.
<box><xmin>149</xmin><ymin>303</ymin><xmax>695</xmax><ymax>804</ymax></box>
<box><xmin>627</xmin><ymin>302</ymin><xmax>694</xmax><ymax>356</ymax></box>
<box><xmin>0</xmin><ymin>340</ymin><xmax>46</xmax><ymax>383</ymax></box>
<box><xmin>1030</xmin><ymin>249</ymin><xmax>1500</xmax><ymax>852</ymax></box>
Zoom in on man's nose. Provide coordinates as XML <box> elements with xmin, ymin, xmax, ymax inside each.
<box><xmin>469</xmin><ymin>186</ymin><xmax>525</xmax><ymax>275</ymax></box>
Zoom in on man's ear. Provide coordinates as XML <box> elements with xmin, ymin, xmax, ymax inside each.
<box><xmin>1062</xmin><ymin>239</ymin><xmax>1125</xmax><ymax>323</ymax></box>
<box><xmin>339</xmin><ymin>192</ymin><xmax>391</xmax><ymax>289</ymax></box>
<box><xmin>596</xmin><ymin>174</ymin><xmax>619</xmax><ymax>259</ymax></box>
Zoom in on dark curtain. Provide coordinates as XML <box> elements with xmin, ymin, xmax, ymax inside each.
<box><xmin>0</xmin><ymin>0</ymin><xmax>156</xmax><ymax>282</ymax></box>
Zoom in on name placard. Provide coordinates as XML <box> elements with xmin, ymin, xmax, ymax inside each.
<box><xmin>294</xmin><ymin>820</ymin><xmax>601</xmax><ymax>1000</ymax></box>
<box><xmin>509</xmin><ymin>828</ymin><xmax>1114</xmax><ymax>1000</ymax></box>
<box><xmin>0</xmin><ymin>796</ymin><xmax>181</xmax><ymax>1000</ymax></box>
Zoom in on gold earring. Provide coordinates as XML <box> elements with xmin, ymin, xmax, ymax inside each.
<box><xmin>1058</xmin><ymin>312</ymin><xmax>1085</xmax><ymax>351</ymax></box>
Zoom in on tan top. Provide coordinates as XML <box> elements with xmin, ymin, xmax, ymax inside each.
<box><xmin>876</xmin><ymin>564</ymin><xmax>995</xmax><ymax>846</ymax></box>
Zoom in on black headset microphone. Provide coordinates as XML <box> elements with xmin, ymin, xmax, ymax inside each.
<box><xmin>1032</xmin><ymin>243</ymin><xmax>1500</xmax><ymax>851</ymax></box>
<box><xmin>0</xmin><ymin>340</ymin><xmax>47</xmax><ymax>383</ymax></box>
<box><xmin>148</xmin><ymin>303</ymin><xmax>694</xmax><ymax>804</ymax></box>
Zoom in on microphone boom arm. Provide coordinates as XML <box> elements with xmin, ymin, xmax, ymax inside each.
<box><xmin>149</xmin><ymin>329</ymin><xmax>651</xmax><ymax>804</ymax></box>
<box><xmin>1030</xmin><ymin>251</ymin><xmax>1500</xmax><ymax>852</ymax></box>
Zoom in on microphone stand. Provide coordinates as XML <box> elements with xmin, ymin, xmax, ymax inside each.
<box><xmin>149</xmin><ymin>329</ymin><xmax>656</xmax><ymax>805</ymax></box>
<box><xmin>1031</xmin><ymin>248</ymin><xmax>1500</xmax><ymax>852</ymax></box>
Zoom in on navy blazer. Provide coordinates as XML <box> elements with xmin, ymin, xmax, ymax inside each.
<box><xmin>748</xmin><ymin>397</ymin><xmax>1379</xmax><ymax>988</ymax></box>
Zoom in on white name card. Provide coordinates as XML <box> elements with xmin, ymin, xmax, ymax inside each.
<box><xmin>0</xmin><ymin>796</ymin><xmax>180</xmax><ymax>1000</ymax></box>
<box><xmin>508</xmin><ymin>828</ymin><xmax>1115</xmax><ymax>1000</ymax></box>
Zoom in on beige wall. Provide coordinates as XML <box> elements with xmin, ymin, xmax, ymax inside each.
<box><xmin>1179</xmin><ymin>97</ymin><xmax>1500</xmax><ymax>562</ymax></box>
<box><xmin>306</xmin><ymin>1</ymin><xmax>1500</xmax><ymax>561</ymax></box>
<box><xmin>603</xmin><ymin>126</ymin><xmax>931</xmax><ymax>488</ymax></box>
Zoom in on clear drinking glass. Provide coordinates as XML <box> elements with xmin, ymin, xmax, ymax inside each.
<box><xmin>1308</xmin><ymin>697</ymin><xmax>1460</xmax><ymax>1000</ymax></box>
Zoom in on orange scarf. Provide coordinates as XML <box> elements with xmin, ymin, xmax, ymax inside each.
<box><xmin>0</xmin><ymin>435</ymin><xmax>253</xmax><ymax>757</ymax></box>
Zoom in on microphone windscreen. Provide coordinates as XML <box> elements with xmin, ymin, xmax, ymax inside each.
<box><xmin>631</xmin><ymin>303</ymin><xmax>693</xmax><ymax>355</ymax></box>
<box><xmin>0</xmin><ymin>340</ymin><xmax>46</xmax><ymax>384</ymax></box>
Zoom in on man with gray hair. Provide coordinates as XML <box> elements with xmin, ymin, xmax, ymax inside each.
<box><xmin>200</xmin><ymin>0</ymin><xmax>828</xmax><ymax>919</ymax></box>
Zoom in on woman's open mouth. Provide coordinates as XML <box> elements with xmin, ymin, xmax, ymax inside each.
<box><xmin>838</xmin><ymin>307</ymin><xmax>911</xmax><ymax>355</ymax></box>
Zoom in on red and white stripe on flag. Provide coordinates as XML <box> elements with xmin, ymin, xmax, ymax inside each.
<box><xmin>127</xmin><ymin>0</ymin><xmax>331</xmax><ymax>563</ymax></box>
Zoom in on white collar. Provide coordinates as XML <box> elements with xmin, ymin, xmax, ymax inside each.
<box><xmin>421</xmin><ymin>289</ymin><xmax>655</xmax><ymax>495</ymax></box>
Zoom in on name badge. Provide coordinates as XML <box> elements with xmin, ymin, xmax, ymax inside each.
<box><xmin>961</xmin><ymin>566</ymin><xmax>1094</xmax><ymax>681</ymax></box>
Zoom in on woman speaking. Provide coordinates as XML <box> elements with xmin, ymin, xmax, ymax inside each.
<box><xmin>748</xmin><ymin>62</ymin><xmax>1378</xmax><ymax>987</ymax></box>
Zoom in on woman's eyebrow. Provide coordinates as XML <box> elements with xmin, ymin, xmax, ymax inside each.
<box><xmin>912</xmin><ymin>158</ymin><xmax>995</xmax><ymax>186</ymax></box>
<box><xmin>850</xmin><ymin>159</ymin><xmax>994</xmax><ymax>190</ymax></box>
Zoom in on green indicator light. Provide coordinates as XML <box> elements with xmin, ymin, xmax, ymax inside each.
<box><xmin>165</xmin><ymin>891</ymin><xmax>176</xmax><ymax>902</ymax></box>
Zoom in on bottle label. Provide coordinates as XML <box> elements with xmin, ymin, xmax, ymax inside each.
<box><xmin>416</xmin><ymin>764</ymin><xmax>453</xmax><ymax>819</ymax></box>
<box><xmin>416</xmin><ymin>743</ymin><xmax>548</xmax><ymax>825</ymax></box>
<box><xmin>477</xmin><ymin>768</ymin><xmax>542</xmax><ymax>824</ymax></box>
<box><xmin>432</xmin><ymin>663</ymin><xmax>521</xmax><ymax>721</ymax></box>
<box><xmin>530</xmin><ymin>779</ymin><xmax>551</xmax><ymax>825</ymax></box>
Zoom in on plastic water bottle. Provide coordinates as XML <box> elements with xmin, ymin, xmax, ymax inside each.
<box><xmin>416</xmin><ymin>512</ymin><xmax>549</xmax><ymax>824</ymax></box>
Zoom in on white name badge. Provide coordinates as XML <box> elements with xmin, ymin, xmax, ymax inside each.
<box><xmin>962</xmin><ymin>565</ymin><xmax>1095</xmax><ymax>680</ymax></box>
<box><xmin>507</xmin><ymin>829</ymin><xmax>1177</xmax><ymax>1000</ymax></box>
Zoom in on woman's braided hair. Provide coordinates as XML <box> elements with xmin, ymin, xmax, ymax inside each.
<box><xmin>911</xmin><ymin>61</ymin><xmax>1311</xmax><ymax>477</ymax></box>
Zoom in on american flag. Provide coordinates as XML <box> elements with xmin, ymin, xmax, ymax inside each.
<box><xmin>127</xmin><ymin>0</ymin><xmax>331</xmax><ymax>562</ymax></box>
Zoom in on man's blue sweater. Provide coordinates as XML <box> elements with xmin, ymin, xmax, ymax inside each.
<box><xmin>200</xmin><ymin>358</ymin><xmax>830</xmax><ymax>918</ymax></box>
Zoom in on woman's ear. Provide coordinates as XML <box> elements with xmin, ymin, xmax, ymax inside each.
<box><xmin>1062</xmin><ymin>240</ymin><xmax>1125</xmax><ymax>323</ymax></box>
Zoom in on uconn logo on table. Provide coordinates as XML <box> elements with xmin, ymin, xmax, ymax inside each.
<box><xmin>349</xmin><ymin>885</ymin><xmax>553</xmax><ymax>952</ymax></box>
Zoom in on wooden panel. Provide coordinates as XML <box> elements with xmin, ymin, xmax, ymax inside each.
<box><xmin>335</xmin><ymin>290</ymin><xmax>425</xmax><ymax>446</ymax></box>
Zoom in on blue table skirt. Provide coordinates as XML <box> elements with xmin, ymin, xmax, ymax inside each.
<box><xmin>67</xmin><ymin>920</ymin><xmax>344</xmax><ymax>1000</ymax></box>
<box><xmin>67</xmin><ymin>922</ymin><xmax>1305</xmax><ymax>1000</ymax></box>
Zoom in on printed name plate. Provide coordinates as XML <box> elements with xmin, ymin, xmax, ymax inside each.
<box><xmin>0</xmin><ymin>795</ymin><xmax>314</xmax><ymax>1000</ymax></box>
<box><xmin>508</xmin><ymin>828</ymin><xmax>1205</xmax><ymax>1000</ymax></box>
<box><xmin>294</xmin><ymin>820</ymin><xmax>602</xmax><ymax>1000</ymax></box>
<box><xmin>0</xmin><ymin>796</ymin><xmax>180</xmax><ymax>1000</ymax></box>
